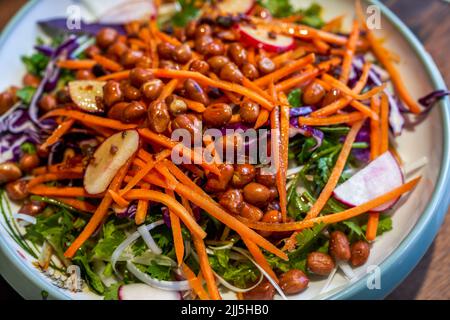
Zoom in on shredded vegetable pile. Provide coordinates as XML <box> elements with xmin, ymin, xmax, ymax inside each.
<box><xmin>0</xmin><ymin>0</ymin><xmax>447</xmax><ymax>300</ymax></box>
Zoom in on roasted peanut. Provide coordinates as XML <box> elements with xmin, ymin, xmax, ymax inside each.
<box><xmin>242</xmin><ymin>62</ymin><xmax>260</xmax><ymax>80</ymax></box>
<box><xmin>321</xmin><ymin>88</ymin><xmax>341</xmax><ymax>107</ymax></box>
<box><xmin>350</xmin><ymin>241</ymin><xmax>370</xmax><ymax>267</ymax></box>
<box><xmin>157</xmin><ymin>42</ymin><xmax>176</xmax><ymax>60</ymax></box>
<box><xmin>307</xmin><ymin>252</ymin><xmax>335</xmax><ymax>276</ymax></box>
<box><xmin>257</xmin><ymin>57</ymin><xmax>276</xmax><ymax>75</ymax></box>
<box><xmin>184</xmin><ymin>79</ymin><xmax>209</xmax><ymax>105</ymax></box>
<box><xmin>129</xmin><ymin>68</ymin><xmax>153</xmax><ymax>87</ymax></box>
<box><xmin>19</xmin><ymin>153</ymin><xmax>40</xmax><ymax>172</ymax></box>
<box><xmin>171</xmin><ymin>114</ymin><xmax>200</xmax><ymax>136</ymax></box>
<box><xmin>166</xmin><ymin>95</ymin><xmax>188</xmax><ymax>116</ymax></box>
<box><xmin>232</xmin><ymin>164</ymin><xmax>256</xmax><ymax>188</ymax></box>
<box><xmin>120</xmin><ymin>50</ymin><xmax>144</xmax><ymax>68</ymax></box>
<box><xmin>303</xmin><ymin>81</ymin><xmax>326</xmax><ymax>105</ymax></box>
<box><xmin>243</xmin><ymin>182</ymin><xmax>271</xmax><ymax>208</ymax></box>
<box><xmin>243</xmin><ymin>279</ymin><xmax>275</xmax><ymax>300</ymax></box>
<box><xmin>239</xmin><ymin>101</ymin><xmax>260</xmax><ymax>124</ymax></box>
<box><xmin>0</xmin><ymin>162</ymin><xmax>22</xmax><ymax>185</ymax></box>
<box><xmin>107</xmin><ymin>102</ymin><xmax>129</xmax><ymax>120</ymax></box>
<box><xmin>18</xmin><ymin>200</ymin><xmax>46</xmax><ymax>216</ymax></box>
<box><xmin>256</xmin><ymin>168</ymin><xmax>276</xmax><ymax>187</ymax></box>
<box><xmin>228</xmin><ymin>43</ymin><xmax>247</xmax><ymax>67</ymax></box>
<box><xmin>172</xmin><ymin>44</ymin><xmax>192</xmax><ymax>64</ymax></box>
<box><xmin>202</xmin><ymin>103</ymin><xmax>232</xmax><ymax>127</ymax></box>
<box><xmin>22</xmin><ymin>73</ymin><xmax>41</xmax><ymax>87</ymax></box>
<box><xmin>329</xmin><ymin>231</ymin><xmax>351</xmax><ymax>261</ymax></box>
<box><xmin>189</xmin><ymin>60</ymin><xmax>210</xmax><ymax>75</ymax></box>
<box><xmin>5</xmin><ymin>180</ymin><xmax>28</xmax><ymax>201</ymax></box>
<box><xmin>219</xmin><ymin>189</ymin><xmax>244</xmax><ymax>214</ymax></box>
<box><xmin>147</xmin><ymin>100</ymin><xmax>170</xmax><ymax>133</ymax></box>
<box><xmin>38</xmin><ymin>94</ymin><xmax>57</xmax><ymax>112</ymax></box>
<box><xmin>122</xmin><ymin>101</ymin><xmax>146</xmax><ymax>123</ymax></box>
<box><xmin>219</xmin><ymin>62</ymin><xmax>244</xmax><ymax>83</ymax></box>
<box><xmin>240</xmin><ymin>203</ymin><xmax>263</xmax><ymax>221</ymax></box>
<box><xmin>96</xmin><ymin>28</ymin><xmax>119</xmax><ymax>49</ymax></box>
<box><xmin>205</xmin><ymin>164</ymin><xmax>234</xmax><ymax>192</ymax></box>
<box><xmin>279</xmin><ymin>269</ymin><xmax>309</xmax><ymax>295</ymax></box>
<box><xmin>103</xmin><ymin>81</ymin><xmax>123</xmax><ymax>107</ymax></box>
<box><xmin>142</xmin><ymin>79</ymin><xmax>164</xmax><ymax>100</ymax></box>
<box><xmin>0</xmin><ymin>91</ymin><xmax>15</xmax><ymax>115</ymax></box>
<box><xmin>75</xmin><ymin>69</ymin><xmax>95</xmax><ymax>80</ymax></box>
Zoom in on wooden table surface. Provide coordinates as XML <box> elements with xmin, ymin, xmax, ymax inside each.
<box><xmin>0</xmin><ymin>0</ymin><xmax>448</xmax><ymax>300</ymax></box>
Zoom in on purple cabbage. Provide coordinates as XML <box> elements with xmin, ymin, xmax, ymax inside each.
<box><xmin>353</xmin><ymin>121</ymin><xmax>371</xmax><ymax>163</ymax></box>
<box><xmin>418</xmin><ymin>90</ymin><xmax>450</xmax><ymax>110</ymax></box>
<box><xmin>289</xmin><ymin>117</ymin><xmax>324</xmax><ymax>151</ymax></box>
<box><xmin>289</xmin><ymin>106</ymin><xmax>313</xmax><ymax>117</ymax></box>
<box><xmin>38</xmin><ymin>18</ymin><xmax>125</xmax><ymax>37</ymax></box>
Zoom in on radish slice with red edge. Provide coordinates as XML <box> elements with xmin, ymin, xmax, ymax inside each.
<box><xmin>217</xmin><ymin>0</ymin><xmax>255</xmax><ymax>14</ymax></box>
<box><xmin>333</xmin><ymin>151</ymin><xmax>404</xmax><ymax>212</ymax></box>
<box><xmin>69</xmin><ymin>80</ymin><xmax>106</xmax><ymax>113</ymax></box>
<box><xmin>238</xmin><ymin>25</ymin><xmax>295</xmax><ymax>53</ymax></box>
<box><xmin>118</xmin><ymin>284</ymin><xmax>181</xmax><ymax>300</ymax></box>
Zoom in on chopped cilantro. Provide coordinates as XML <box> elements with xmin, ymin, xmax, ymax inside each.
<box><xmin>16</xmin><ymin>86</ymin><xmax>37</xmax><ymax>104</ymax></box>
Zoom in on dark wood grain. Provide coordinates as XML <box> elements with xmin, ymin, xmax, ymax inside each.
<box><xmin>0</xmin><ymin>0</ymin><xmax>448</xmax><ymax>300</ymax></box>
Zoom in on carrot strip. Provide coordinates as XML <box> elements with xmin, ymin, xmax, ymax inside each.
<box><xmin>248</xmin><ymin>47</ymin><xmax>256</xmax><ymax>65</ymax></box>
<box><xmin>254</xmin><ymin>53</ymin><xmax>315</xmax><ymax>87</ymax></box>
<box><xmin>166</xmin><ymin>189</ymin><xmax>185</xmax><ymax>266</ymax></box>
<box><xmin>322</xmin><ymin>74</ymin><xmax>386</xmax><ymax>100</ymax></box>
<box><xmin>181</xmin><ymin>263</ymin><xmax>210</xmax><ymax>300</ymax></box>
<box><xmin>274</xmin><ymin>68</ymin><xmax>320</xmax><ymax>92</ymax></box>
<box><xmin>243</xmin><ymin>77</ymin><xmax>276</xmax><ymax>104</ymax></box>
<box><xmin>53</xmin><ymin>197</ymin><xmax>97</xmax><ymax>213</ymax></box>
<box><xmin>370</xmin><ymin>96</ymin><xmax>381</xmax><ymax>160</ymax></box>
<box><xmin>380</xmin><ymin>93</ymin><xmax>390</xmax><ymax>153</ymax></box>
<box><xmin>27</xmin><ymin>172</ymin><xmax>83</xmax><ymax>188</ymax></box>
<box><xmin>135</xmin><ymin>183</ymin><xmax>150</xmax><ymax>225</ymax></box>
<box><xmin>152</xmin><ymin>69</ymin><xmax>273</xmax><ymax>110</ymax></box>
<box><xmin>164</xmin><ymin>161</ymin><xmax>208</xmax><ymax>197</ymax></box>
<box><xmin>90</xmin><ymin>124</ymin><xmax>115</xmax><ymax>137</ymax></box>
<box><xmin>124</xmin><ymin>189</ymin><xmax>207</xmax><ymax>239</ymax></box>
<box><xmin>242</xmin><ymin>237</ymin><xmax>279</xmax><ymax>283</ymax></box>
<box><xmin>42</xmin><ymin>109</ymin><xmax>137</xmax><ymax>130</ymax></box>
<box><xmin>108</xmin><ymin>190</ymin><xmax>130</xmax><ymax>208</ymax></box>
<box><xmin>92</xmin><ymin>54</ymin><xmax>123</xmax><ymax>72</ymax></box>
<box><xmin>279</xmin><ymin>97</ymin><xmax>290</xmax><ymax>222</ymax></box>
<box><xmin>97</xmin><ymin>70</ymin><xmax>130</xmax><ymax>81</ymax></box>
<box><xmin>298</xmin><ymin>112</ymin><xmax>366</xmax><ymax>126</ymax></box>
<box><xmin>270</xmin><ymin>106</ymin><xmax>284</xmax><ymax>222</ymax></box>
<box><xmin>208</xmin><ymin>72</ymin><xmax>242</xmax><ymax>104</ymax></box>
<box><xmin>305</xmin><ymin>120</ymin><xmax>366</xmax><ymax>219</ymax></box>
<box><xmin>29</xmin><ymin>186</ymin><xmax>103</xmax><ymax>198</ymax></box>
<box><xmin>192</xmin><ymin>236</ymin><xmax>222</xmax><ymax>300</ymax></box>
<box><xmin>311</xmin><ymin>62</ymin><xmax>372</xmax><ymax>117</ymax></box>
<box><xmin>356</xmin><ymin>1</ymin><xmax>421</xmax><ymax>114</ymax></box>
<box><xmin>180</xmin><ymin>97</ymin><xmax>206</xmax><ymax>113</ymax></box>
<box><xmin>349</xmin><ymin>100</ymin><xmax>379</xmax><ymax>121</ymax></box>
<box><xmin>32</xmin><ymin>164</ymin><xmax>84</xmax><ymax>176</ymax></box>
<box><xmin>272</xmin><ymin>47</ymin><xmax>306</xmax><ymax>67</ymax></box>
<box><xmin>155</xmin><ymin>30</ymin><xmax>181</xmax><ymax>46</ymax></box>
<box><xmin>322</xmin><ymin>15</ymin><xmax>345</xmax><ymax>32</ymax></box>
<box><xmin>238</xmin><ymin>177</ymin><xmax>421</xmax><ymax>232</ymax></box>
<box><xmin>64</xmin><ymin>159</ymin><xmax>132</xmax><ymax>258</ymax></box>
<box><xmin>254</xmin><ymin>109</ymin><xmax>270</xmax><ymax>129</ymax></box>
<box><xmin>57</xmin><ymin>60</ymin><xmax>96</xmax><ymax>70</ymax></box>
<box><xmin>340</xmin><ymin>20</ymin><xmax>360</xmax><ymax>84</ymax></box>
<box><xmin>40</xmin><ymin>119</ymin><xmax>75</xmax><ymax>150</ymax></box>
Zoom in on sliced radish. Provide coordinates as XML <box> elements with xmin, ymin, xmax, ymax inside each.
<box><xmin>118</xmin><ymin>284</ymin><xmax>180</xmax><ymax>300</ymax></box>
<box><xmin>69</xmin><ymin>80</ymin><xmax>106</xmax><ymax>113</ymax></box>
<box><xmin>217</xmin><ymin>0</ymin><xmax>255</xmax><ymax>14</ymax></box>
<box><xmin>333</xmin><ymin>151</ymin><xmax>404</xmax><ymax>212</ymax></box>
<box><xmin>238</xmin><ymin>25</ymin><xmax>295</xmax><ymax>53</ymax></box>
<box><xmin>84</xmin><ymin>130</ymin><xmax>139</xmax><ymax>195</ymax></box>
<box><xmin>87</xmin><ymin>0</ymin><xmax>157</xmax><ymax>24</ymax></box>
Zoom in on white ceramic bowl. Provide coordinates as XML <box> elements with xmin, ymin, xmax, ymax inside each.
<box><xmin>0</xmin><ymin>0</ymin><xmax>448</xmax><ymax>300</ymax></box>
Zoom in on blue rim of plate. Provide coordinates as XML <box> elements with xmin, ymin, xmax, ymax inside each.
<box><xmin>0</xmin><ymin>0</ymin><xmax>448</xmax><ymax>300</ymax></box>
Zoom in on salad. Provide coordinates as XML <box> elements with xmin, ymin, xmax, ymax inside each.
<box><xmin>0</xmin><ymin>0</ymin><xmax>447</xmax><ymax>300</ymax></box>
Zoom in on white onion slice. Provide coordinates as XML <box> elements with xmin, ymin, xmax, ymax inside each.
<box><xmin>111</xmin><ymin>220</ymin><xmax>164</xmax><ymax>275</ymax></box>
<box><xmin>232</xmin><ymin>247</ymin><xmax>288</xmax><ymax>300</ymax></box>
<box><xmin>319</xmin><ymin>266</ymin><xmax>338</xmax><ymax>294</ymax></box>
<box><xmin>214</xmin><ymin>269</ymin><xmax>264</xmax><ymax>293</ymax></box>
<box><xmin>126</xmin><ymin>261</ymin><xmax>191</xmax><ymax>291</ymax></box>
<box><xmin>12</xmin><ymin>213</ymin><xmax>37</xmax><ymax>225</ymax></box>
<box><xmin>337</xmin><ymin>261</ymin><xmax>356</xmax><ymax>281</ymax></box>
<box><xmin>403</xmin><ymin>157</ymin><xmax>428</xmax><ymax>176</ymax></box>
<box><xmin>207</xmin><ymin>242</ymin><xmax>234</xmax><ymax>251</ymax></box>
<box><xmin>138</xmin><ymin>225</ymin><xmax>162</xmax><ymax>255</ymax></box>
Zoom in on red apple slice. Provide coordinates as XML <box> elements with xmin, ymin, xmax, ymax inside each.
<box><xmin>69</xmin><ymin>80</ymin><xmax>106</xmax><ymax>113</ymax></box>
<box><xmin>217</xmin><ymin>0</ymin><xmax>255</xmax><ymax>14</ymax></box>
<box><xmin>238</xmin><ymin>25</ymin><xmax>295</xmax><ymax>53</ymax></box>
<box><xmin>118</xmin><ymin>284</ymin><xmax>180</xmax><ymax>300</ymax></box>
<box><xmin>84</xmin><ymin>130</ymin><xmax>139</xmax><ymax>195</ymax></box>
<box><xmin>333</xmin><ymin>151</ymin><xmax>404</xmax><ymax>212</ymax></box>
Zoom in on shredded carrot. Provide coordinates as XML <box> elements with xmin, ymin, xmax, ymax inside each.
<box><xmin>248</xmin><ymin>47</ymin><xmax>256</xmax><ymax>65</ymax></box>
<box><xmin>92</xmin><ymin>54</ymin><xmax>123</xmax><ymax>72</ymax></box>
<box><xmin>152</xmin><ymin>69</ymin><xmax>274</xmax><ymax>110</ymax></box>
<box><xmin>356</xmin><ymin>1</ymin><xmax>421</xmax><ymax>114</ymax></box>
<box><xmin>313</xmin><ymin>38</ymin><xmax>330</xmax><ymax>54</ymax></box>
<box><xmin>155</xmin><ymin>30</ymin><xmax>181</xmax><ymax>46</ymax></box>
<box><xmin>32</xmin><ymin>164</ymin><xmax>84</xmax><ymax>176</ymax></box>
<box><xmin>349</xmin><ymin>100</ymin><xmax>379</xmax><ymax>121</ymax></box>
<box><xmin>380</xmin><ymin>93</ymin><xmax>390</xmax><ymax>153</ymax></box>
<box><xmin>90</xmin><ymin>124</ymin><xmax>115</xmax><ymax>137</ymax></box>
<box><xmin>270</xmin><ymin>106</ymin><xmax>284</xmax><ymax>223</ymax></box>
<box><xmin>180</xmin><ymin>97</ymin><xmax>206</xmax><ymax>113</ymax></box>
<box><xmin>167</xmin><ymin>189</ymin><xmax>185</xmax><ymax>266</ymax></box>
<box><xmin>242</xmin><ymin>237</ymin><xmax>279</xmax><ymax>283</ymax></box>
<box><xmin>192</xmin><ymin>235</ymin><xmax>222</xmax><ymax>300</ymax></box>
<box><xmin>42</xmin><ymin>109</ymin><xmax>137</xmax><ymax>130</ymax></box>
<box><xmin>57</xmin><ymin>60</ymin><xmax>96</xmax><ymax>70</ymax></box>
<box><xmin>40</xmin><ymin>119</ymin><xmax>75</xmax><ymax>150</ymax></box>
<box><xmin>298</xmin><ymin>112</ymin><xmax>366</xmax><ymax>126</ymax></box>
<box><xmin>27</xmin><ymin>171</ymin><xmax>83</xmax><ymax>188</ymax></box>
<box><xmin>340</xmin><ymin>20</ymin><xmax>360</xmax><ymax>84</ymax></box>
<box><xmin>135</xmin><ymin>183</ymin><xmax>150</xmax><ymax>225</ymax></box>
<box><xmin>29</xmin><ymin>186</ymin><xmax>103</xmax><ymax>198</ymax></box>
<box><xmin>108</xmin><ymin>190</ymin><xmax>130</xmax><ymax>208</ymax></box>
<box><xmin>97</xmin><ymin>70</ymin><xmax>131</xmax><ymax>81</ymax></box>
<box><xmin>181</xmin><ymin>263</ymin><xmax>210</xmax><ymax>300</ymax></box>
<box><xmin>64</xmin><ymin>159</ymin><xmax>132</xmax><ymax>258</ymax></box>
<box><xmin>370</xmin><ymin>96</ymin><xmax>381</xmax><ymax>160</ymax></box>
<box><xmin>53</xmin><ymin>197</ymin><xmax>96</xmax><ymax>213</ymax></box>
<box><xmin>243</xmin><ymin>77</ymin><xmax>276</xmax><ymax>104</ymax></box>
<box><xmin>254</xmin><ymin>53</ymin><xmax>315</xmax><ymax>87</ymax></box>
<box><xmin>306</xmin><ymin>120</ymin><xmax>366</xmax><ymax>219</ymax></box>
<box><xmin>322</xmin><ymin>74</ymin><xmax>386</xmax><ymax>100</ymax></box>
<box><xmin>279</xmin><ymin>98</ymin><xmax>290</xmax><ymax>223</ymax></box>
<box><xmin>239</xmin><ymin>177</ymin><xmax>421</xmax><ymax>232</ymax></box>
<box><xmin>254</xmin><ymin>109</ymin><xmax>270</xmax><ymax>129</ymax></box>
<box><xmin>124</xmin><ymin>189</ymin><xmax>206</xmax><ymax>239</ymax></box>
<box><xmin>275</xmin><ymin>68</ymin><xmax>321</xmax><ymax>92</ymax></box>
<box><xmin>322</xmin><ymin>15</ymin><xmax>345</xmax><ymax>32</ymax></box>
